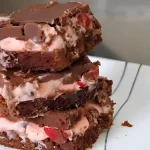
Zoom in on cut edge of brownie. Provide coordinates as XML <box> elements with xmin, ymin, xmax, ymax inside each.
<box><xmin>14</xmin><ymin>77</ymin><xmax>112</xmax><ymax>119</ymax></box>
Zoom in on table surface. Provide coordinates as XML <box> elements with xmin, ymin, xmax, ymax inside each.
<box><xmin>89</xmin><ymin>56</ymin><xmax>150</xmax><ymax>150</ymax></box>
<box><xmin>1</xmin><ymin>56</ymin><xmax>150</xmax><ymax>150</ymax></box>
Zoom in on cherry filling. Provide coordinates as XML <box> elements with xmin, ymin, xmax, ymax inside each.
<box><xmin>76</xmin><ymin>80</ymin><xmax>87</xmax><ymax>88</ymax></box>
<box><xmin>77</xmin><ymin>13</ymin><xmax>91</xmax><ymax>28</ymax></box>
<box><xmin>44</xmin><ymin>127</ymin><xmax>70</xmax><ymax>144</ymax></box>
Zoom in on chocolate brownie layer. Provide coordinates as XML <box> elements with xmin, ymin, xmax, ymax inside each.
<box><xmin>26</xmin><ymin>83</ymin><xmax>113</xmax><ymax>130</ymax></box>
<box><xmin>0</xmin><ymin>92</ymin><xmax>114</xmax><ymax>150</ymax></box>
<box><xmin>0</xmin><ymin>1</ymin><xmax>102</xmax><ymax>71</ymax></box>
<box><xmin>0</xmin><ymin>56</ymin><xmax>104</xmax><ymax>118</ymax></box>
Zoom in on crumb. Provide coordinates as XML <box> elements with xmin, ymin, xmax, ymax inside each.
<box><xmin>121</xmin><ymin>121</ymin><xmax>133</xmax><ymax>127</ymax></box>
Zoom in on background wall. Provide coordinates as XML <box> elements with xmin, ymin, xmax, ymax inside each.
<box><xmin>0</xmin><ymin>0</ymin><xmax>150</xmax><ymax>65</ymax></box>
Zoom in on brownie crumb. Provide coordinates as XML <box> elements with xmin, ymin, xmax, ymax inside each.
<box><xmin>121</xmin><ymin>121</ymin><xmax>133</xmax><ymax>127</ymax></box>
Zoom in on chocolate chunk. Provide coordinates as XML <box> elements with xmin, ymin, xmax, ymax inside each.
<box><xmin>27</xmin><ymin>109</ymin><xmax>80</xmax><ymax>129</ymax></box>
<box><xmin>0</xmin><ymin>26</ymin><xmax>23</xmax><ymax>40</ymax></box>
<box><xmin>11</xmin><ymin>2</ymin><xmax>80</xmax><ymax>24</ymax></box>
<box><xmin>24</xmin><ymin>23</ymin><xmax>43</xmax><ymax>43</ymax></box>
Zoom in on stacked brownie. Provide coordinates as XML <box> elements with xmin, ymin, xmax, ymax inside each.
<box><xmin>0</xmin><ymin>1</ymin><xmax>114</xmax><ymax>150</ymax></box>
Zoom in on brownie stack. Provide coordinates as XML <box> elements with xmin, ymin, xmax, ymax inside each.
<box><xmin>0</xmin><ymin>1</ymin><xmax>114</xmax><ymax>150</ymax></box>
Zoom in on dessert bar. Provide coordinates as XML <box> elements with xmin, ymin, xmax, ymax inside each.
<box><xmin>0</xmin><ymin>2</ymin><xmax>102</xmax><ymax>71</ymax></box>
<box><xmin>0</xmin><ymin>56</ymin><xmax>103</xmax><ymax>118</ymax></box>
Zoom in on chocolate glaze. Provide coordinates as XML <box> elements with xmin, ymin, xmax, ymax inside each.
<box><xmin>28</xmin><ymin>109</ymin><xmax>81</xmax><ymax>130</ymax></box>
<box><xmin>11</xmin><ymin>2</ymin><xmax>81</xmax><ymax>24</ymax></box>
<box><xmin>0</xmin><ymin>2</ymin><xmax>88</xmax><ymax>41</ymax></box>
<box><xmin>24</xmin><ymin>23</ymin><xmax>44</xmax><ymax>42</ymax></box>
<box><xmin>0</xmin><ymin>2</ymin><xmax>89</xmax><ymax>41</ymax></box>
<box><xmin>0</xmin><ymin>26</ymin><xmax>23</xmax><ymax>41</ymax></box>
<box><xmin>0</xmin><ymin>23</ymin><xmax>44</xmax><ymax>42</ymax></box>
<box><xmin>0</xmin><ymin>56</ymin><xmax>97</xmax><ymax>86</ymax></box>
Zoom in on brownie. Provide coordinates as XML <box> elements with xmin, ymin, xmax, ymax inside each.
<box><xmin>0</xmin><ymin>2</ymin><xmax>114</xmax><ymax>150</ymax></box>
<box><xmin>0</xmin><ymin>91</ymin><xmax>114</xmax><ymax>150</ymax></box>
<box><xmin>0</xmin><ymin>56</ymin><xmax>106</xmax><ymax>118</ymax></box>
<box><xmin>17</xmin><ymin>77</ymin><xmax>112</xmax><ymax>119</ymax></box>
<box><xmin>0</xmin><ymin>122</ymin><xmax>110</xmax><ymax>150</ymax></box>
<box><xmin>26</xmin><ymin>85</ymin><xmax>113</xmax><ymax>129</ymax></box>
<box><xmin>0</xmin><ymin>1</ymin><xmax>102</xmax><ymax>71</ymax></box>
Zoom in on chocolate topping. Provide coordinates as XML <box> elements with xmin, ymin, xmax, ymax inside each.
<box><xmin>11</xmin><ymin>2</ymin><xmax>80</xmax><ymax>24</ymax></box>
<box><xmin>0</xmin><ymin>56</ymin><xmax>97</xmax><ymax>86</ymax></box>
<box><xmin>24</xmin><ymin>23</ymin><xmax>43</xmax><ymax>42</ymax></box>
<box><xmin>0</xmin><ymin>2</ymin><xmax>88</xmax><ymax>41</ymax></box>
<box><xmin>0</xmin><ymin>23</ymin><xmax>44</xmax><ymax>42</ymax></box>
<box><xmin>27</xmin><ymin>109</ymin><xmax>80</xmax><ymax>130</ymax></box>
<box><xmin>0</xmin><ymin>26</ymin><xmax>23</xmax><ymax>41</ymax></box>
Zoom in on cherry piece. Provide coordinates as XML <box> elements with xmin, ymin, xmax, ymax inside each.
<box><xmin>44</xmin><ymin>127</ymin><xmax>69</xmax><ymax>144</ymax></box>
<box><xmin>76</xmin><ymin>80</ymin><xmax>87</xmax><ymax>88</ymax></box>
<box><xmin>77</xmin><ymin>13</ymin><xmax>91</xmax><ymax>28</ymax></box>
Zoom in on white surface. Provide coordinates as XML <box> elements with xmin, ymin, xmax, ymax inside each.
<box><xmin>0</xmin><ymin>56</ymin><xmax>149</xmax><ymax>150</ymax></box>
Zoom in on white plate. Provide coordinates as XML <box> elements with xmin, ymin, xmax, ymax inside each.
<box><xmin>1</xmin><ymin>56</ymin><xmax>149</xmax><ymax>150</ymax></box>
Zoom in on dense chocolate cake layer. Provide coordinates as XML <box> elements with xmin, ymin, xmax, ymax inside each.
<box><xmin>17</xmin><ymin>77</ymin><xmax>112</xmax><ymax>119</ymax></box>
<box><xmin>26</xmin><ymin>79</ymin><xmax>113</xmax><ymax>129</ymax></box>
<box><xmin>0</xmin><ymin>2</ymin><xmax>102</xmax><ymax>71</ymax></box>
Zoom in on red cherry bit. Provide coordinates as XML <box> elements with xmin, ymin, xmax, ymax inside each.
<box><xmin>77</xmin><ymin>13</ymin><xmax>91</xmax><ymax>28</ymax></box>
<box><xmin>44</xmin><ymin>127</ymin><xmax>69</xmax><ymax>144</ymax></box>
<box><xmin>76</xmin><ymin>80</ymin><xmax>87</xmax><ymax>88</ymax></box>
